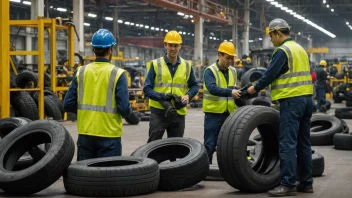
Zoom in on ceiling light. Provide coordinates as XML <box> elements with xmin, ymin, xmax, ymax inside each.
<box><xmin>190</xmin><ymin>15</ymin><xmax>193</xmax><ymax>18</ymax></box>
<box><xmin>161</xmin><ymin>28</ymin><xmax>164</xmax><ymax>31</ymax></box>
<box><xmin>50</xmin><ymin>6</ymin><xmax>53</xmax><ymax>8</ymax></box>
<box><xmin>266</xmin><ymin>0</ymin><xmax>274</xmax><ymax>1</ymax></box>
<box><xmin>326</xmin><ymin>4</ymin><xmax>329</xmax><ymax>8</ymax></box>
<box><xmin>258</xmin><ymin>38</ymin><xmax>262</xmax><ymax>40</ymax></box>
<box><xmin>188</xmin><ymin>33</ymin><xmax>190</xmax><ymax>35</ymax></box>
<box><xmin>275</xmin><ymin>4</ymin><xmax>283</xmax><ymax>8</ymax></box>
<box><xmin>192</xmin><ymin>34</ymin><xmax>194</xmax><ymax>36</ymax></box>
<box><xmin>281</xmin><ymin>7</ymin><xmax>288</xmax><ymax>10</ymax></box>
<box><xmin>298</xmin><ymin>32</ymin><xmax>301</xmax><ymax>35</ymax></box>
<box><xmin>139</xmin><ymin>24</ymin><xmax>144</xmax><ymax>27</ymax></box>
<box><xmin>331</xmin><ymin>9</ymin><xmax>334</xmax><ymax>12</ymax></box>
<box><xmin>145</xmin><ymin>25</ymin><xmax>149</xmax><ymax>29</ymax></box>
<box><xmin>224</xmin><ymin>40</ymin><xmax>228</xmax><ymax>42</ymax></box>
<box><xmin>178</xmin><ymin>31</ymin><xmax>182</xmax><ymax>34</ymax></box>
<box><xmin>88</xmin><ymin>13</ymin><xmax>97</xmax><ymax>18</ymax></box>
<box><xmin>264</xmin><ymin>1</ymin><xmax>336</xmax><ymax>38</ymax></box>
<box><xmin>84</xmin><ymin>23</ymin><xmax>90</xmax><ymax>26</ymax></box>
<box><xmin>177</xmin><ymin>12</ymin><xmax>185</xmax><ymax>16</ymax></box>
<box><xmin>191</xmin><ymin>20</ymin><xmax>194</xmax><ymax>23</ymax></box>
<box><xmin>323</xmin><ymin>0</ymin><xmax>326</xmax><ymax>3</ymax></box>
<box><xmin>10</xmin><ymin>0</ymin><xmax>21</xmax><ymax>3</ymax></box>
<box><xmin>117</xmin><ymin>20</ymin><xmax>123</xmax><ymax>23</ymax></box>
<box><xmin>347</xmin><ymin>22</ymin><xmax>349</xmax><ymax>25</ymax></box>
<box><xmin>249</xmin><ymin>40</ymin><xmax>254</xmax><ymax>43</ymax></box>
<box><xmin>286</xmin><ymin>9</ymin><xmax>293</xmax><ymax>13</ymax></box>
<box><xmin>165</xmin><ymin>29</ymin><xmax>168</xmax><ymax>32</ymax></box>
<box><xmin>105</xmin><ymin>17</ymin><xmax>113</xmax><ymax>21</ymax></box>
<box><xmin>156</xmin><ymin>28</ymin><xmax>160</xmax><ymax>31</ymax></box>
<box><xmin>136</xmin><ymin>24</ymin><xmax>140</xmax><ymax>27</ymax></box>
<box><xmin>230</xmin><ymin>39</ymin><xmax>233</xmax><ymax>42</ymax></box>
<box><xmin>57</xmin><ymin>8</ymin><xmax>67</xmax><ymax>12</ymax></box>
<box><xmin>210</xmin><ymin>37</ymin><xmax>213</xmax><ymax>39</ymax></box>
<box><xmin>151</xmin><ymin>27</ymin><xmax>155</xmax><ymax>30</ymax></box>
<box><xmin>23</xmin><ymin>1</ymin><xmax>31</xmax><ymax>5</ymax></box>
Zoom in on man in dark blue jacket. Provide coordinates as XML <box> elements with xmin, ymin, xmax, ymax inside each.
<box><xmin>315</xmin><ymin>60</ymin><xmax>328</xmax><ymax>112</ymax></box>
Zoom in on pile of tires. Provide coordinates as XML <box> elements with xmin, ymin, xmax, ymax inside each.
<box><xmin>310</xmin><ymin>114</ymin><xmax>348</xmax><ymax>145</ymax></box>
<box><xmin>335</xmin><ymin>108</ymin><xmax>352</xmax><ymax>119</ymax></box>
<box><xmin>10</xmin><ymin>70</ymin><xmax>63</xmax><ymax>120</ymax></box>
<box><xmin>0</xmin><ymin>118</ymin><xmax>74</xmax><ymax>195</ymax></box>
<box><xmin>345</xmin><ymin>90</ymin><xmax>352</xmax><ymax>107</ymax></box>
<box><xmin>63</xmin><ymin>137</ymin><xmax>209</xmax><ymax>197</ymax></box>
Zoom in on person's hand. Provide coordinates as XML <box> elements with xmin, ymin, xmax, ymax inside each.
<box><xmin>232</xmin><ymin>90</ymin><xmax>241</xmax><ymax>99</ymax></box>
<box><xmin>247</xmin><ymin>86</ymin><xmax>257</xmax><ymax>95</ymax></box>
<box><xmin>181</xmin><ymin>95</ymin><xmax>190</xmax><ymax>104</ymax></box>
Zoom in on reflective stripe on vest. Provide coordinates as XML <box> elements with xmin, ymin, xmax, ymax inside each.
<box><xmin>202</xmin><ymin>64</ymin><xmax>237</xmax><ymax>113</ymax></box>
<box><xmin>78</xmin><ymin>65</ymin><xmax>118</xmax><ymax>113</ymax></box>
<box><xmin>271</xmin><ymin>41</ymin><xmax>313</xmax><ymax>100</ymax></box>
<box><xmin>149</xmin><ymin>57</ymin><xmax>191</xmax><ymax>115</ymax></box>
<box><xmin>76</xmin><ymin>63</ymin><xmax>125</xmax><ymax>138</ymax></box>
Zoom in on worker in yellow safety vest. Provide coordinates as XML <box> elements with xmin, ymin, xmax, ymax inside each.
<box><xmin>247</xmin><ymin>18</ymin><xmax>314</xmax><ymax>196</ymax></box>
<box><xmin>64</xmin><ymin>29</ymin><xmax>132</xmax><ymax>161</ymax></box>
<box><xmin>202</xmin><ymin>41</ymin><xmax>241</xmax><ymax>164</ymax></box>
<box><xmin>143</xmin><ymin>30</ymin><xmax>199</xmax><ymax>143</ymax></box>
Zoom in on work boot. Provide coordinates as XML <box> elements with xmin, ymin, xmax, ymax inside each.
<box><xmin>297</xmin><ymin>184</ymin><xmax>313</xmax><ymax>193</ymax></box>
<box><xmin>268</xmin><ymin>185</ymin><xmax>297</xmax><ymax>197</ymax></box>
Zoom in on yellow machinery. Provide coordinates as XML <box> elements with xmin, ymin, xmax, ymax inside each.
<box><xmin>0</xmin><ymin>0</ymin><xmax>75</xmax><ymax>119</ymax></box>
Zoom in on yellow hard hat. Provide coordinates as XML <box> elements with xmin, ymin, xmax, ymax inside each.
<box><xmin>319</xmin><ymin>60</ymin><xmax>327</xmax><ymax>67</ymax></box>
<box><xmin>246</xmin><ymin>57</ymin><xmax>252</xmax><ymax>62</ymax></box>
<box><xmin>164</xmin><ymin>30</ymin><xmax>182</xmax><ymax>44</ymax></box>
<box><xmin>218</xmin><ymin>41</ymin><xmax>237</xmax><ymax>56</ymax></box>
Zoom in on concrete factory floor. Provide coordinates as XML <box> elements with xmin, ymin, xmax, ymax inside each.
<box><xmin>1</xmin><ymin>103</ymin><xmax>352</xmax><ymax>198</ymax></box>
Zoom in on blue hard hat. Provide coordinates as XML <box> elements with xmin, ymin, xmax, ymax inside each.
<box><xmin>91</xmin><ymin>29</ymin><xmax>117</xmax><ymax>48</ymax></box>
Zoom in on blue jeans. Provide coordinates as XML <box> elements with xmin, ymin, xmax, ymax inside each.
<box><xmin>204</xmin><ymin>112</ymin><xmax>229</xmax><ymax>164</ymax></box>
<box><xmin>279</xmin><ymin>96</ymin><xmax>313</xmax><ymax>187</ymax></box>
<box><xmin>316</xmin><ymin>88</ymin><xmax>326</xmax><ymax>111</ymax></box>
<box><xmin>77</xmin><ymin>135</ymin><xmax>122</xmax><ymax>161</ymax></box>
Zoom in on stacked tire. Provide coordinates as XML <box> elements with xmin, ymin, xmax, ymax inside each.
<box><xmin>10</xmin><ymin>70</ymin><xmax>63</xmax><ymax>120</ymax></box>
<box><xmin>0</xmin><ymin>118</ymin><xmax>74</xmax><ymax>195</ymax></box>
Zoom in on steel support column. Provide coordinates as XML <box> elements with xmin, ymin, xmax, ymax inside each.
<box><xmin>0</xmin><ymin>0</ymin><xmax>10</xmax><ymax>117</ymax></box>
<box><xmin>242</xmin><ymin>0</ymin><xmax>250</xmax><ymax>56</ymax></box>
<box><xmin>73</xmin><ymin>0</ymin><xmax>84</xmax><ymax>55</ymax></box>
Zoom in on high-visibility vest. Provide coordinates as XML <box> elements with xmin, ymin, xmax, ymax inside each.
<box><xmin>271</xmin><ymin>40</ymin><xmax>313</xmax><ymax>101</ymax></box>
<box><xmin>76</xmin><ymin>62</ymin><xmax>126</xmax><ymax>138</ymax></box>
<box><xmin>202</xmin><ymin>63</ymin><xmax>237</xmax><ymax>113</ymax></box>
<box><xmin>149</xmin><ymin>57</ymin><xmax>191</xmax><ymax>115</ymax></box>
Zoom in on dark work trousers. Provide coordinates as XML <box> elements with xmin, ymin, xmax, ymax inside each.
<box><xmin>279</xmin><ymin>96</ymin><xmax>313</xmax><ymax>187</ymax></box>
<box><xmin>204</xmin><ymin>112</ymin><xmax>230</xmax><ymax>164</ymax></box>
<box><xmin>315</xmin><ymin>88</ymin><xmax>326</xmax><ymax>111</ymax></box>
<box><xmin>147</xmin><ymin>113</ymin><xmax>185</xmax><ymax>143</ymax></box>
<box><xmin>77</xmin><ymin>135</ymin><xmax>122</xmax><ymax>161</ymax></box>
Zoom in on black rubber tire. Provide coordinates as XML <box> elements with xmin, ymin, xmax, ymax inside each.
<box><xmin>131</xmin><ymin>137</ymin><xmax>209</xmax><ymax>191</ymax></box>
<box><xmin>296</xmin><ymin>152</ymin><xmax>325</xmax><ymax>180</ymax></box>
<box><xmin>247</xmin><ymin>97</ymin><xmax>271</xmax><ymax>107</ymax></box>
<box><xmin>15</xmin><ymin>70</ymin><xmax>38</xmax><ymax>88</ymax></box>
<box><xmin>217</xmin><ymin>106</ymin><xmax>280</xmax><ymax>193</ymax></box>
<box><xmin>241</xmin><ymin>67</ymin><xmax>266</xmax><ymax>87</ymax></box>
<box><xmin>46</xmin><ymin>94</ymin><xmax>64</xmax><ymax>116</ymax></box>
<box><xmin>204</xmin><ymin>164</ymin><xmax>224</xmax><ymax>181</ymax></box>
<box><xmin>44</xmin><ymin>72</ymin><xmax>51</xmax><ymax>87</ymax></box>
<box><xmin>312</xmin><ymin>153</ymin><xmax>325</xmax><ymax>176</ymax></box>
<box><xmin>124</xmin><ymin>112</ymin><xmax>140</xmax><ymax>125</ymax></box>
<box><xmin>333</xmin><ymin>133</ymin><xmax>352</xmax><ymax>150</ymax></box>
<box><xmin>0</xmin><ymin>120</ymin><xmax>75</xmax><ymax>195</ymax></box>
<box><xmin>335</xmin><ymin>108</ymin><xmax>352</xmax><ymax>119</ymax></box>
<box><xmin>10</xmin><ymin>72</ymin><xmax>17</xmax><ymax>88</ymax></box>
<box><xmin>0</xmin><ymin>117</ymin><xmax>31</xmax><ymax>138</ymax></box>
<box><xmin>340</xmin><ymin>119</ymin><xmax>349</xmax><ymax>134</ymax></box>
<box><xmin>44</xmin><ymin>95</ymin><xmax>63</xmax><ymax>120</ymax></box>
<box><xmin>11</xmin><ymin>91</ymin><xmax>39</xmax><ymax>120</ymax></box>
<box><xmin>310</xmin><ymin>115</ymin><xmax>342</xmax><ymax>145</ymax></box>
<box><xmin>64</xmin><ymin>156</ymin><xmax>159</xmax><ymax>197</ymax></box>
<box><xmin>141</xmin><ymin>115</ymin><xmax>150</xmax><ymax>121</ymax></box>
